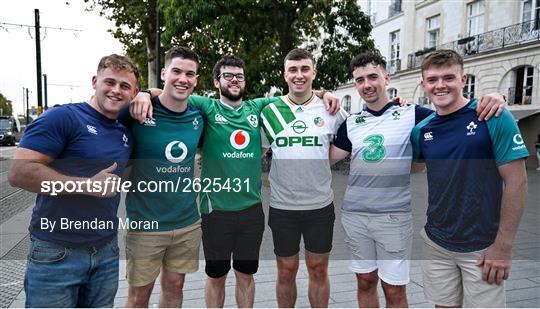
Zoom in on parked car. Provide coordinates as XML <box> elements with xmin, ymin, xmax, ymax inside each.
<box><xmin>0</xmin><ymin>116</ymin><xmax>22</xmax><ymax>146</ymax></box>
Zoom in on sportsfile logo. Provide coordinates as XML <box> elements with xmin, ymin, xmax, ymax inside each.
<box><xmin>512</xmin><ymin>134</ymin><xmax>526</xmax><ymax>151</ymax></box>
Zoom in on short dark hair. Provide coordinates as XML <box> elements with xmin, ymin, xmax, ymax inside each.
<box><xmin>421</xmin><ymin>49</ymin><xmax>463</xmax><ymax>73</ymax></box>
<box><xmin>284</xmin><ymin>48</ymin><xmax>315</xmax><ymax>66</ymax></box>
<box><xmin>349</xmin><ymin>52</ymin><xmax>387</xmax><ymax>73</ymax></box>
<box><xmin>212</xmin><ymin>55</ymin><xmax>245</xmax><ymax>80</ymax></box>
<box><xmin>97</xmin><ymin>54</ymin><xmax>140</xmax><ymax>83</ymax></box>
<box><xmin>164</xmin><ymin>46</ymin><xmax>200</xmax><ymax>69</ymax></box>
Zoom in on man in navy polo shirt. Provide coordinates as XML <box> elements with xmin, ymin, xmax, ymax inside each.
<box><xmin>8</xmin><ymin>54</ymin><xmax>139</xmax><ymax>307</ymax></box>
<box><xmin>411</xmin><ymin>50</ymin><xmax>528</xmax><ymax>307</ymax></box>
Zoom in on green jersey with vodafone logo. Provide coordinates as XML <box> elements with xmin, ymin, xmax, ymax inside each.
<box><xmin>261</xmin><ymin>95</ymin><xmax>348</xmax><ymax>210</ymax></box>
<box><xmin>189</xmin><ymin>95</ymin><xmax>274</xmax><ymax>213</ymax></box>
<box><xmin>126</xmin><ymin>97</ymin><xmax>204</xmax><ymax>231</ymax></box>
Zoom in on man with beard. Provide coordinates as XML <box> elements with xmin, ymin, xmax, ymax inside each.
<box><xmin>130</xmin><ymin>55</ymin><xmax>340</xmax><ymax>307</ymax></box>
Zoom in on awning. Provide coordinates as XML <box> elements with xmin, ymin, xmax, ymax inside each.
<box><xmin>510</xmin><ymin>109</ymin><xmax>540</xmax><ymax>121</ymax></box>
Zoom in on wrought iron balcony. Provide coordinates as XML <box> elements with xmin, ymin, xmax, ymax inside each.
<box><xmin>407</xmin><ymin>20</ymin><xmax>540</xmax><ymax>70</ymax></box>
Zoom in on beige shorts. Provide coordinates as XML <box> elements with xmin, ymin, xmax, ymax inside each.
<box><xmin>421</xmin><ymin>229</ymin><xmax>505</xmax><ymax>307</ymax></box>
<box><xmin>126</xmin><ymin>221</ymin><xmax>202</xmax><ymax>286</ymax></box>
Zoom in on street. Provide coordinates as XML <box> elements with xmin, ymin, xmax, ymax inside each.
<box><xmin>1</xmin><ymin>146</ymin><xmax>539</xmax><ymax>307</ymax></box>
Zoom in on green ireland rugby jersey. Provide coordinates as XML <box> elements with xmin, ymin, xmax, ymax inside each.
<box><xmin>189</xmin><ymin>96</ymin><xmax>274</xmax><ymax>213</ymax></box>
<box><xmin>261</xmin><ymin>95</ymin><xmax>348</xmax><ymax>210</ymax></box>
<box><xmin>126</xmin><ymin>97</ymin><xmax>204</xmax><ymax>231</ymax></box>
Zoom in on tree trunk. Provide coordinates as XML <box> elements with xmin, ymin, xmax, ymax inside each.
<box><xmin>145</xmin><ymin>36</ymin><xmax>158</xmax><ymax>88</ymax></box>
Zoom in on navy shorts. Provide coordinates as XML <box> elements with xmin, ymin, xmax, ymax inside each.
<box><xmin>269</xmin><ymin>203</ymin><xmax>335</xmax><ymax>257</ymax></box>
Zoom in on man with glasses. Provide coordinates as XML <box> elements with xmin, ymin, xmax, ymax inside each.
<box><xmin>130</xmin><ymin>55</ymin><xmax>340</xmax><ymax>307</ymax></box>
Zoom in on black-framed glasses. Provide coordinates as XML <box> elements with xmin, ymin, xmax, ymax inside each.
<box><xmin>219</xmin><ymin>72</ymin><xmax>245</xmax><ymax>82</ymax></box>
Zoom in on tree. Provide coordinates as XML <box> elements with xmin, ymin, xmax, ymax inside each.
<box><xmin>161</xmin><ymin>0</ymin><xmax>375</xmax><ymax>97</ymax></box>
<box><xmin>85</xmin><ymin>0</ymin><xmax>161</xmax><ymax>88</ymax></box>
<box><xmin>0</xmin><ymin>92</ymin><xmax>13</xmax><ymax>116</ymax></box>
<box><xmin>88</xmin><ymin>0</ymin><xmax>376</xmax><ymax>96</ymax></box>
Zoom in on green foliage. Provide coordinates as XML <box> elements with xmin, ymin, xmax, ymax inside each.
<box><xmin>0</xmin><ymin>92</ymin><xmax>13</xmax><ymax>116</ymax></box>
<box><xmin>85</xmin><ymin>0</ymin><xmax>160</xmax><ymax>88</ymax></box>
<box><xmin>88</xmin><ymin>0</ymin><xmax>376</xmax><ymax>97</ymax></box>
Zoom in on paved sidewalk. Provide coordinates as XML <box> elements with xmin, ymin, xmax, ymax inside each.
<box><xmin>4</xmin><ymin>170</ymin><xmax>540</xmax><ymax>307</ymax></box>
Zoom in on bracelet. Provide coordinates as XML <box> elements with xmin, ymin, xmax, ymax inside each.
<box><xmin>140</xmin><ymin>89</ymin><xmax>152</xmax><ymax>97</ymax></box>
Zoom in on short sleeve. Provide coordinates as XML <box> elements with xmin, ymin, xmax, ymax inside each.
<box><xmin>188</xmin><ymin>95</ymin><xmax>213</xmax><ymax>114</ymax></box>
<box><xmin>333</xmin><ymin>108</ymin><xmax>349</xmax><ymax>134</ymax></box>
<box><xmin>486</xmin><ymin>109</ymin><xmax>529</xmax><ymax>166</ymax></box>
<box><xmin>251</xmin><ymin>97</ymin><xmax>280</xmax><ymax>113</ymax></box>
<box><xmin>117</xmin><ymin>105</ymin><xmax>131</xmax><ymax>127</ymax></box>
<box><xmin>260</xmin><ymin>127</ymin><xmax>270</xmax><ymax>148</ymax></box>
<box><xmin>415</xmin><ymin>105</ymin><xmax>435</xmax><ymax>125</ymax></box>
<box><xmin>19</xmin><ymin>107</ymin><xmax>74</xmax><ymax>158</ymax></box>
<box><xmin>333</xmin><ymin>119</ymin><xmax>352</xmax><ymax>152</ymax></box>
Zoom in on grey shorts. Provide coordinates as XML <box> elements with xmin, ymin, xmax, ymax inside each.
<box><xmin>341</xmin><ymin>211</ymin><xmax>412</xmax><ymax>285</ymax></box>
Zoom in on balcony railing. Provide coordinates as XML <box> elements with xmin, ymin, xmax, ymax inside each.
<box><xmin>407</xmin><ymin>20</ymin><xmax>540</xmax><ymax>70</ymax></box>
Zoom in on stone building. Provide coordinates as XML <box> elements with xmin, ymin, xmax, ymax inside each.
<box><xmin>333</xmin><ymin>0</ymin><xmax>540</xmax><ymax>167</ymax></box>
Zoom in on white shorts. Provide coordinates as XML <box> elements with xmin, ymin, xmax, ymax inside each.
<box><xmin>421</xmin><ymin>229</ymin><xmax>506</xmax><ymax>307</ymax></box>
<box><xmin>341</xmin><ymin>211</ymin><xmax>413</xmax><ymax>285</ymax></box>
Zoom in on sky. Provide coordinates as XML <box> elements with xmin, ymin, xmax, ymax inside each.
<box><xmin>0</xmin><ymin>0</ymin><xmax>124</xmax><ymax>116</ymax></box>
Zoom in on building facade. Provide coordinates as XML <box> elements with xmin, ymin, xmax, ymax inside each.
<box><xmin>334</xmin><ymin>0</ymin><xmax>540</xmax><ymax>167</ymax></box>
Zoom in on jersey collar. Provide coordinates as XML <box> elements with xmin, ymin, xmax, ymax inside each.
<box><xmin>219</xmin><ymin>100</ymin><xmax>244</xmax><ymax>111</ymax></box>
<box><xmin>283</xmin><ymin>93</ymin><xmax>317</xmax><ymax>112</ymax></box>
